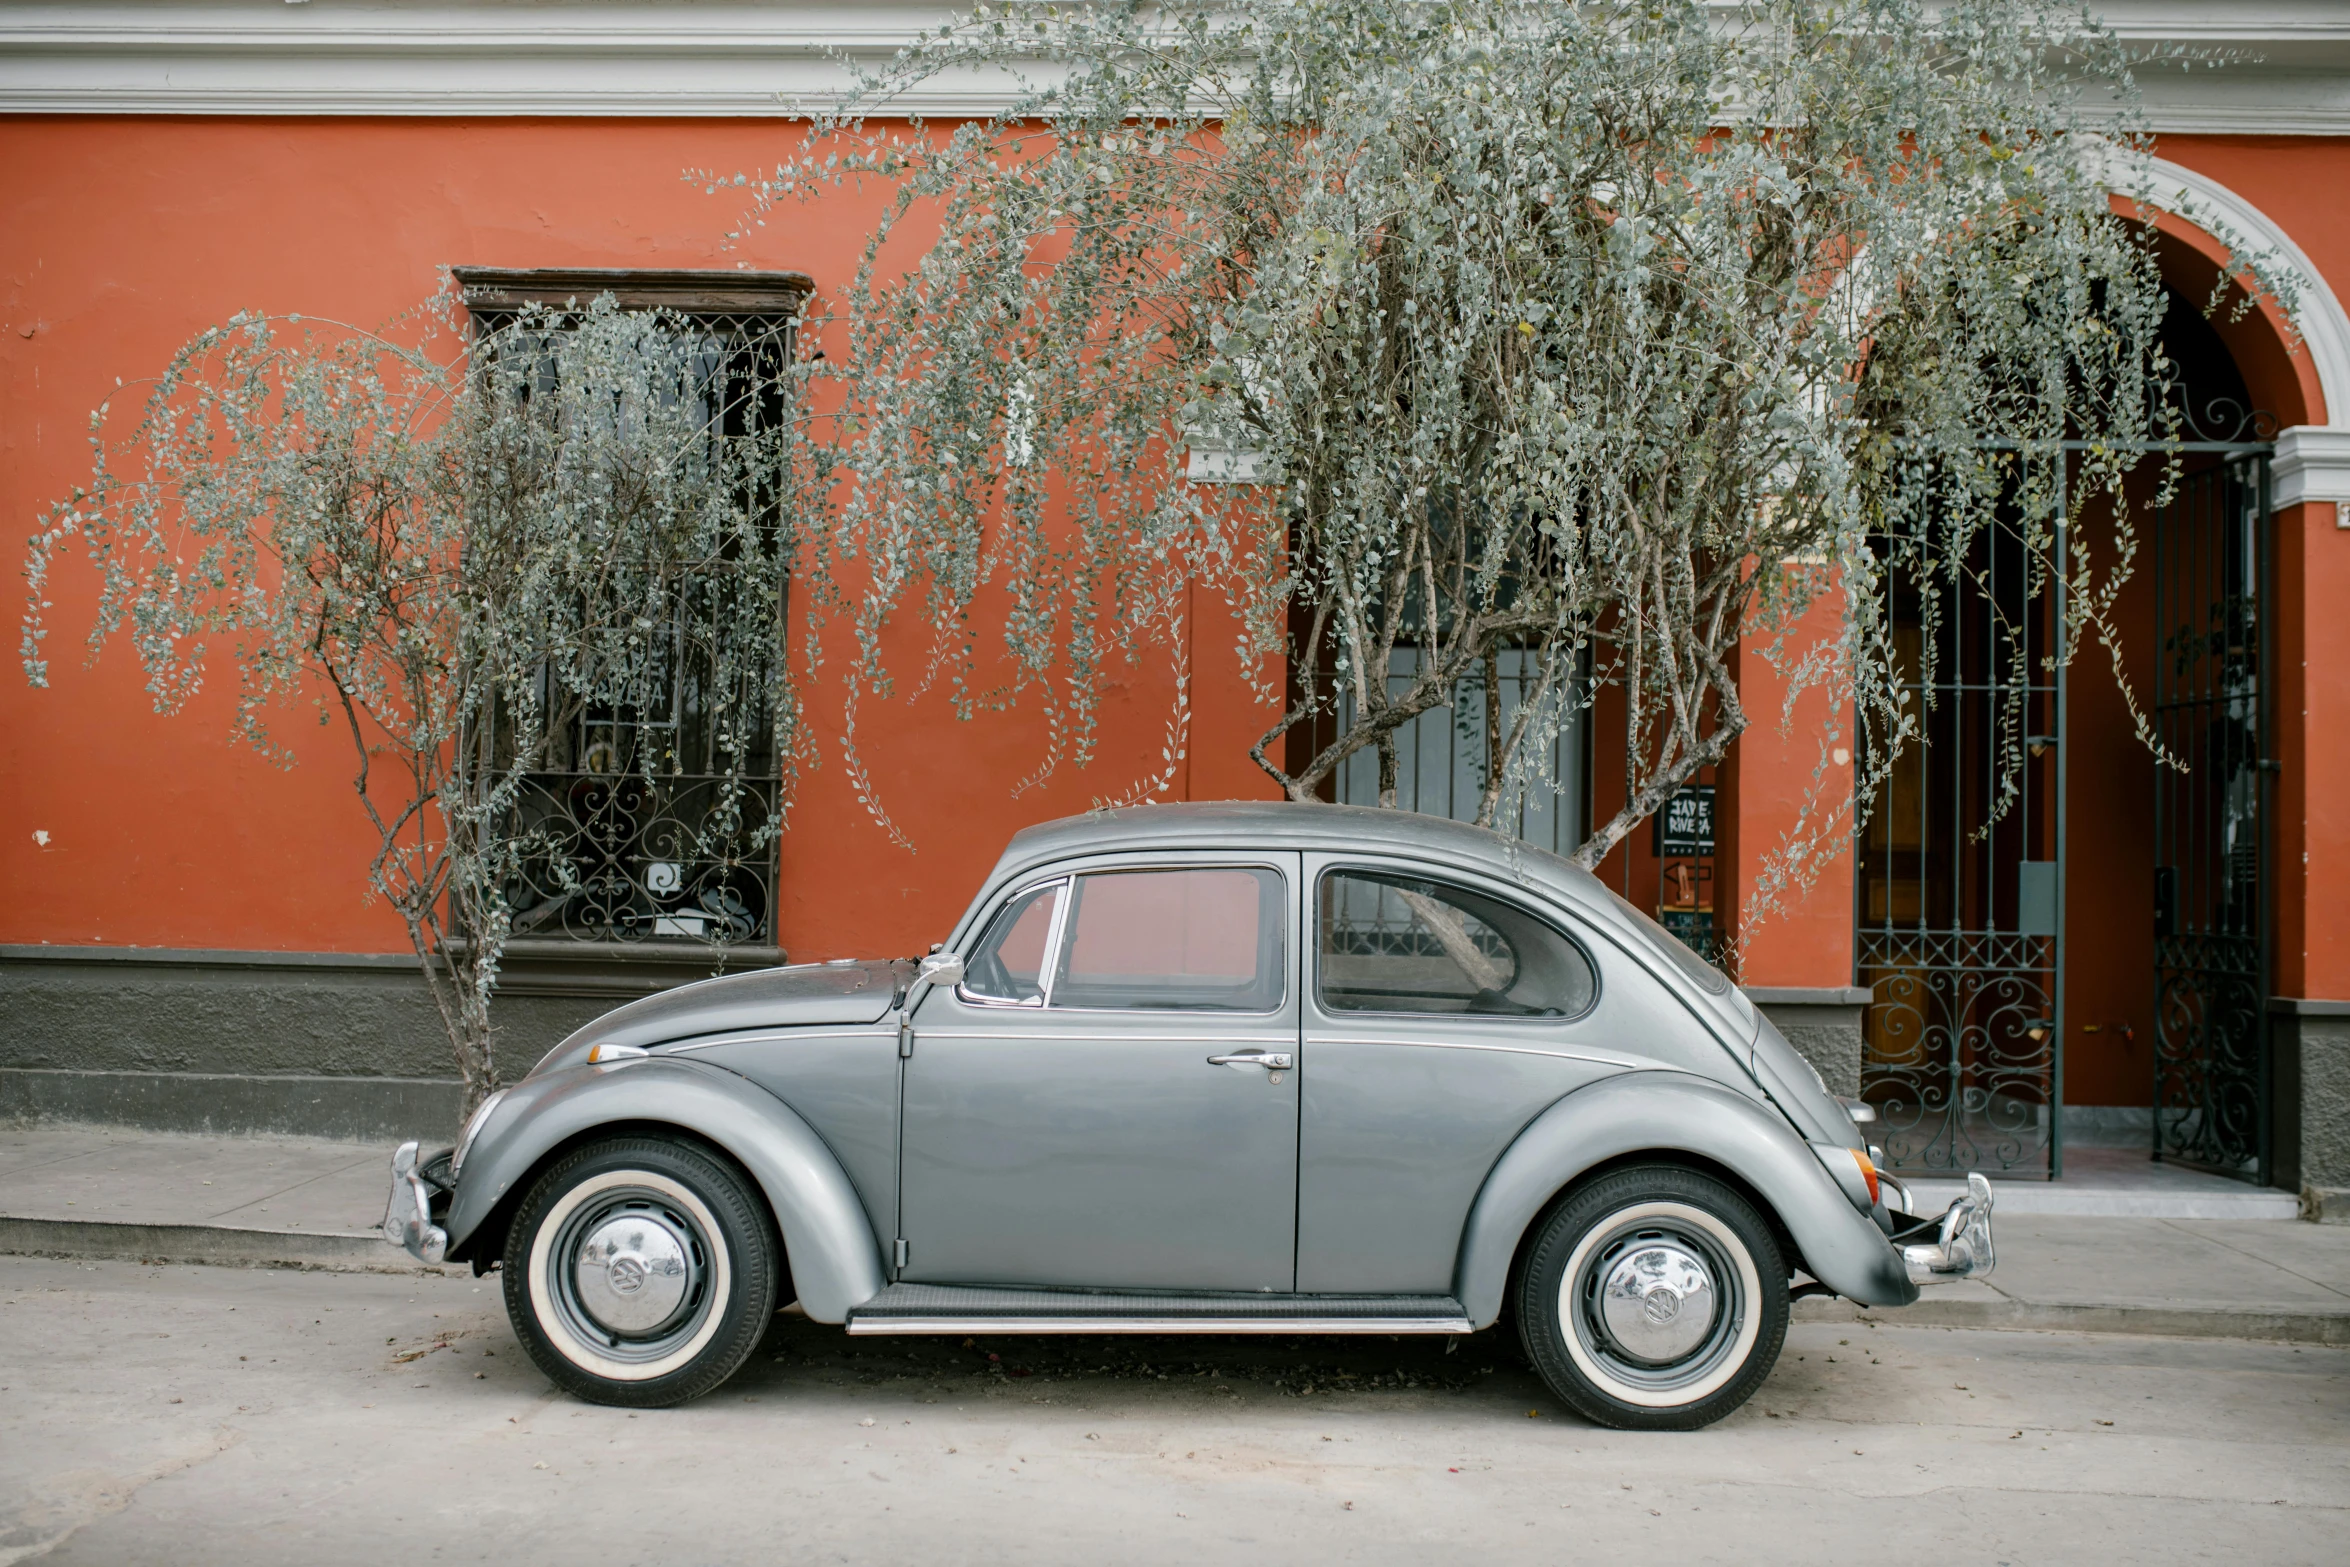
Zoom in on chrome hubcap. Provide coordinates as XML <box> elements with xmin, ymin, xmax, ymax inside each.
<box><xmin>1597</xmin><ymin>1239</ymin><xmax>1716</xmax><ymax>1364</ymax></box>
<box><xmin>1561</xmin><ymin>1201</ymin><xmax>1755</xmax><ymax>1404</ymax></box>
<box><xmin>572</xmin><ymin>1210</ymin><xmax>695</xmax><ymax>1335</ymax></box>
<box><xmin>541</xmin><ymin>1178</ymin><xmax>720</xmax><ymax>1367</ymax></box>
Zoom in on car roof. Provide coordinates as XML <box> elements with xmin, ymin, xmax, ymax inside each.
<box><xmin>993</xmin><ymin>800</ymin><xmax>1610</xmax><ymax>911</ymax></box>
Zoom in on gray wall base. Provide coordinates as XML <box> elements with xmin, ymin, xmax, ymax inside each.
<box><xmin>0</xmin><ymin>1068</ymin><xmax>463</xmax><ymax>1143</ymax></box>
<box><xmin>2292</xmin><ymin>1012</ymin><xmax>2350</xmax><ymax>1210</ymax></box>
<box><xmin>1750</xmin><ymin>989</ymin><xmax>1869</xmax><ymax>1099</ymax></box>
<box><xmin>0</xmin><ymin>944</ymin><xmax>684</xmax><ymax>1140</ymax></box>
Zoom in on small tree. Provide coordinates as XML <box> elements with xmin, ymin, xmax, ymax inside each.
<box><xmin>739</xmin><ymin>0</ymin><xmax>2292</xmax><ymax>907</ymax></box>
<box><xmin>22</xmin><ymin>295</ymin><xmax>802</xmax><ymax>1118</ymax></box>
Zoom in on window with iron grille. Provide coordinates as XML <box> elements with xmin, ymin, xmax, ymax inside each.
<box><xmin>455</xmin><ymin>267</ymin><xmax>809</xmax><ymax>948</ymax></box>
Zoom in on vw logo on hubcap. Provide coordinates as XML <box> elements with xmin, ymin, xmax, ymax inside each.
<box><xmin>572</xmin><ymin>1210</ymin><xmax>695</xmax><ymax>1335</ymax></box>
<box><xmin>1598</xmin><ymin>1239</ymin><xmax>1718</xmax><ymax>1365</ymax></box>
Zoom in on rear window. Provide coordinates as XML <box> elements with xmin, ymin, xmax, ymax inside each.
<box><xmin>1319</xmin><ymin>870</ymin><xmax>1597</xmax><ymax>1019</ymax></box>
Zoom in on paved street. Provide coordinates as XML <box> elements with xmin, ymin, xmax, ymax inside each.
<box><xmin>1</xmin><ymin>1256</ymin><xmax>2343</xmax><ymax>1565</ymax></box>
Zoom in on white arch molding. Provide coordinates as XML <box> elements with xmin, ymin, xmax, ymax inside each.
<box><xmin>2121</xmin><ymin>150</ymin><xmax>2350</xmax><ymax>515</ymax></box>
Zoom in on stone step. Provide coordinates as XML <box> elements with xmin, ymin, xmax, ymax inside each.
<box><xmin>1904</xmin><ymin>1179</ymin><xmax>2300</xmax><ymax>1220</ymax></box>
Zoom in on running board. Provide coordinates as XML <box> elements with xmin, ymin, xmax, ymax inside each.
<box><xmin>846</xmin><ymin>1283</ymin><xmax>1473</xmax><ymax>1336</ymax></box>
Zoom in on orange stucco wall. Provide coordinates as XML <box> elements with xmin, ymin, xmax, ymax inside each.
<box><xmin>0</xmin><ymin>116</ymin><xmax>1277</xmax><ymax>962</ymax></box>
<box><xmin>4</xmin><ymin>118</ymin><xmax>2347</xmax><ymax>1011</ymax></box>
<box><xmin>1726</xmin><ymin>583</ymin><xmax>1855</xmax><ymax>991</ymax></box>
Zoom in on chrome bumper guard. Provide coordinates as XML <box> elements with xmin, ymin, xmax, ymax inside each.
<box><xmin>383</xmin><ymin>1140</ymin><xmax>452</xmax><ymax>1264</ymax></box>
<box><xmin>1900</xmin><ymin>1171</ymin><xmax>1995</xmax><ymax>1285</ymax></box>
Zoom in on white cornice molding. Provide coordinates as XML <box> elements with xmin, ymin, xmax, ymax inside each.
<box><xmin>4</xmin><ymin>2</ymin><xmax>2350</xmax><ymax>127</ymax></box>
<box><xmin>2273</xmin><ymin>426</ymin><xmax>2350</xmax><ymax>513</ymax></box>
<box><xmin>0</xmin><ymin>2</ymin><xmax>1002</xmax><ymax>117</ymax></box>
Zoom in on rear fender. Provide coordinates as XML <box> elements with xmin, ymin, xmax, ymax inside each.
<box><xmin>443</xmin><ymin>1055</ymin><xmax>886</xmax><ymax>1323</ymax></box>
<box><xmin>1453</xmin><ymin>1070</ymin><xmax>1918</xmax><ymax>1326</ymax></box>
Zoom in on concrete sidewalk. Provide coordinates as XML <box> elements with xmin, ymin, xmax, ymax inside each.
<box><xmin>0</xmin><ymin>1120</ymin><xmax>423</xmax><ymax>1271</ymax></box>
<box><xmin>4</xmin><ymin>1120</ymin><xmax>2347</xmax><ymax>1343</ymax></box>
<box><xmin>1905</xmin><ymin>1144</ymin><xmax>2302</xmax><ymax>1220</ymax></box>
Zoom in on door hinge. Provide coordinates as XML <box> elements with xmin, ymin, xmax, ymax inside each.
<box><xmin>893</xmin><ymin>1237</ymin><xmax>909</xmax><ymax>1269</ymax></box>
<box><xmin>897</xmin><ymin>1018</ymin><xmax>914</xmax><ymax>1058</ymax></box>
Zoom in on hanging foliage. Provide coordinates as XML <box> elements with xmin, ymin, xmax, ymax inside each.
<box><xmin>22</xmin><ymin>295</ymin><xmax>805</xmax><ymax>1116</ymax></box>
<box><xmin>733</xmin><ymin>0</ymin><xmax>2294</xmax><ymax>909</ymax></box>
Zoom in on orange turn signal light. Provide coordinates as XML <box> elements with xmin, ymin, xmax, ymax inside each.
<box><xmin>1852</xmin><ymin>1147</ymin><xmax>1881</xmax><ymax>1207</ymax></box>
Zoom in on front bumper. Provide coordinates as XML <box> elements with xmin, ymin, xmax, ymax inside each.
<box><xmin>1892</xmin><ymin>1171</ymin><xmax>1996</xmax><ymax>1285</ymax></box>
<box><xmin>382</xmin><ymin>1141</ymin><xmax>455</xmax><ymax>1264</ymax></box>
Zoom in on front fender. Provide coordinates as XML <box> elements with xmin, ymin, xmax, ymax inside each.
<box><xmin>443</xmin><ymin>1056</ymin><xmax>887</xmax><ymax>1323</ymax></box>
<box><xmin>1453</xmin><ymin>1071</ymin><xmax>1917</xmax><ymax>1326</ymax></box>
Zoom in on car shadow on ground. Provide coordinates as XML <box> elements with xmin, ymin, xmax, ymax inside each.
<box><xmin>739</xmin><ymin>1310</ymin><xmax>1558</xmax><ymax>1411</ymax></box>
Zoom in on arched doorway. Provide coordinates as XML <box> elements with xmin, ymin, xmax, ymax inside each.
<box><xmin>1857</xmin><ymin>198</ymin><xmax>2315</xmax><ymax>1185</ymax></box>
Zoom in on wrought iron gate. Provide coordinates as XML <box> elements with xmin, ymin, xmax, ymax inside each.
<box><xmin>2152</xmin><ymin>451</ymin><xmax>2274</xmax><ymax>1181</ymax></box>
<box><xmin>1858</xmin><ymin>486</ymin><xmax>2066</xmax><ymax>1177</ymax></box>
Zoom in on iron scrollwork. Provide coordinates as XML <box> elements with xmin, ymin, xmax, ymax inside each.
<box><xmin>501</xmin><ymin>770</ymin><xmax>779</xmax><ymax>946</ymax></box>
<box><xmin>1861</xmin><ymin>929</ymin><xmax>2056</xmax><ymax>1174</ymax></box>
<box><xmin>458</xmin><ymin>290</ymin><xmax>794</xmax><ymax>955</ymax></box>
<box><xmin>2153</xmin><ymin>932</ymin><xmax>2263</xmax><ymax>1174</ymax></box>
<box><xmin>2151</xmin><ymin>453</ymin><xmax>2271</xmax><ymax>1179</ymax></box>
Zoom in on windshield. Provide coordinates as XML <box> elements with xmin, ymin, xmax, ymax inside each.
<box><xmin>1605</xmin><ymin>889</ymin><xmax>1730</xmax><ymax>996</ymax></box>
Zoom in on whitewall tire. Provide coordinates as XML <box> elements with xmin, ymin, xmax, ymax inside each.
<box><xmin>503</xmin><ymin>1135</ymin><xmax>780</xmax><ymax>1407</ymax></box>
<box><xmin>1515</xmin><ymin>1165</ymin><xmax>1789</xmax><ymax>1431</ymax></box>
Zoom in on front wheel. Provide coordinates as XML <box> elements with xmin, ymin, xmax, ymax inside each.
<box><xmin>502</xmin><ymin>1134</ymin><xmax>781</xmax><ymax>1407</ymax></box>
<box><xmin>1515</xmin><ymin>1164</ymin><xmax>1788</xmax><ymax>1431</ymax></box>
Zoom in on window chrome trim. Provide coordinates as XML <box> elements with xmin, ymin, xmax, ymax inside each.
<box><xmin>1038</xmin><ymin>872</ymin><xmax>1074</xmax><ymax>1007</ymax></box>
<box><xmin>953</xmin><ymin>859</ymin><xmax>1294</xmax><ymax>1018</ymax></box>
<box><xmin>1311</xmin><ymin>863</ymin><xmax>1603</xmax><ymax>1026</ymax></box>
<box><xmin>953</xmin><ymin>876</ymin><xmax>1069</xmax><ymax>1010</ymax></box>
<box><xmin>1038</xmin><ymin>860</ymin><xmax>1292</xmax><ymax>1018</ymax></box>
<box><xmin>914</xmin><ymin>1031</ymin><xmax>1298</xmax><ymax>1046</ymax></box>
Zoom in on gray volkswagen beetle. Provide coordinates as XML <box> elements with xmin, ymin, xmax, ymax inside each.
<box><xmin>386</xmin><ymin>801</ymin><xmax>1992</xmax><ymax>1430</ymax></box>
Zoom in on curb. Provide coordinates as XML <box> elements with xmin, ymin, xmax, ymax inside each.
<box><xmin>1798</xmin><ymin>1293</ymin><xmax>2350</xmax><ymax>1347</ymax></box>
<box><xmin>0</xmin><ymin>1215</ymin><xmax>463</xmax><ymax>1275</ymax></box>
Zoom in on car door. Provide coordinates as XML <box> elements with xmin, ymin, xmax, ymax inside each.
<box><xmin>1296</xmin><ymin>855</ymin><xmax>1642</xmax><ymax>1294</ymax></box>
<box><xmin>899</xmin><ymin>852</ymin><xmax>1301</xmax><ymax>1292</ymax></box>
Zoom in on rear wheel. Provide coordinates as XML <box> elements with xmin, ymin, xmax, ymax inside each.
<box><xmin>1515</xmin><ymin>1164</ymin><xmax>1788</xmax><ymax>1431</ymax></box>
<box><xmin>502</xmin><ymin>1134</ymin><xmax>780</xmax><ymax>1407</ymax></box>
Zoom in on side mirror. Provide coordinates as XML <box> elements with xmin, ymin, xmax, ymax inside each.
<box><xmin>916</xmin><ymin>952</ymin><xmax>964</xmax><ymax>989</ymax></box>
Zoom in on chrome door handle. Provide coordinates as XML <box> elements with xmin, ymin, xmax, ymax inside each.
<box><xmin>1206</xmin><ymin>1050</ymin><xmax>1294</xmax><ymax>1070</ymax></box>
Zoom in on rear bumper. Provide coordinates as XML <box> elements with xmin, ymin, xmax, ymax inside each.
<box><xmin>1895</xmin><ymin>1172</ymin><xmax>1996</xmax><ymax>1285</ymax></box>
<box><xmin>382</xmin><ymin>1141</ymin><xmax>455</xmax><ymax>1264</ymax></box>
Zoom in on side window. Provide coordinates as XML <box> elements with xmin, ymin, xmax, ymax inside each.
<box><xmin>1319</xmin><ymin>870</ymin><xmax>1597</xmax><ymax>1018</ymax></box>
<box><xmin>962</xmin><ymin>881</ymin><xmax>1064</xmax><ymax>1005</ymax></box>
<box><xmin>1049</xmin><ymin>867</ymin><xmax>1286</xmax><ymax>1012</ymax></box>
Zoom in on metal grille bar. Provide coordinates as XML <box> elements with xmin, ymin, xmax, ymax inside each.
<box><xmin>2152</xmin><ymin>453</ymin><xmax>2273</xmax><ymax>1181</ymax></box>
<box><xmin>466</xmin><ymin>302</ymin><xmax>793</xmax><ymax>947</ymax></box>
<box><xmin>1858</xmin><ymin>462</ymin><xmax>2065</xmax><ymax>1177</ymax></box>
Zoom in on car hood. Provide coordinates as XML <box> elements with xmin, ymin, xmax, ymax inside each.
<box><xmin>529</xmin><ymin>958</ymin><xmax>913</xmax><ymax>1076</ymax></box>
